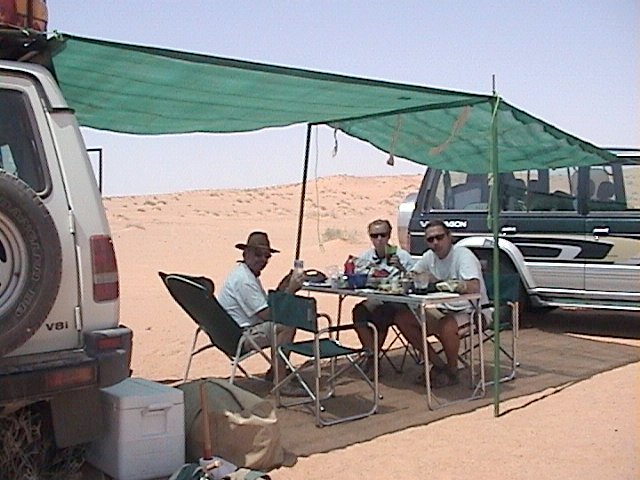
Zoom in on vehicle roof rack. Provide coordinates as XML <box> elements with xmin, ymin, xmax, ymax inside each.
<box><xmin>0</xmin><ymin>27</ymin><xmax>61</xmax><ymax>75</ymax></box>
<box><xmin>0</xmin><ymin>27</ymin><xmax>48</xmax><ymax>60</ymax></box>
<box><xmin>604</xmin><ymin>147</ymin><xmax>640</xmax><ymax>164</ymax></box>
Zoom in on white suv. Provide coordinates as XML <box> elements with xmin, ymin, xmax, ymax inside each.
<box><xmin>0</xmin><ymin>31</ymin><xmax>131</xmax><ymax>450</ymax></box>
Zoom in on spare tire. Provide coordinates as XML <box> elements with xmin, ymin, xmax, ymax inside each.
<box><xmin>0</xmin><ymin>172</ymin><xmax>62</xmax><ymax>356</ymax></box>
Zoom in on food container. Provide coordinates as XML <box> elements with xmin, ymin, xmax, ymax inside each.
<box><xmin>346</xmin><ymin>273</ymin><xmax>368</xmax><ymax>289</ymax></box>
<box><xmin>401</xmin><ymin>278</ymin><xmax>414</xmax><ymax>294</ymax></box>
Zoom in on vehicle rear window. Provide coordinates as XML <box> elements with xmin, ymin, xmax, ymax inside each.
<box><xmin>0</xmin><ymin>89</ymin><xmax>46</xmax><ymax>192</ymax></box>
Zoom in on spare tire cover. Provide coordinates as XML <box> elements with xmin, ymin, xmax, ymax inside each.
<box><xmin>0</xmin><ymin>172</ymin><xmax>62</xmax><ymax>356</ymax></box>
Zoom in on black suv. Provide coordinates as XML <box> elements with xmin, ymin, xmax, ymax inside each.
<box><xmin>398</xmin><ymin>150</ymin><xmax>640</xmax><ymax>311</ymax></box>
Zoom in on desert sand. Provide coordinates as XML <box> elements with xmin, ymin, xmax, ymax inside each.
<box><xmin>104</xmin><ymin>174</ymin><xmax>639</xmax><ymax>479</ymax></box>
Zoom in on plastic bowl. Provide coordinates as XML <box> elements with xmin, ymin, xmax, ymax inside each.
<box><xmin>347</xmin><ymin>273</ymin><xmax>368</xmax><ymax>289</ymax></box>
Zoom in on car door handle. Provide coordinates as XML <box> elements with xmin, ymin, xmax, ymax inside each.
<box><xmin>592</xmin><ymin>227</ymin><xmax>610</xmax><ymax>237</ymax></box>
<box><xmin>500</xmin><ymin>226</ymin><xmax>517</xmax><ymax>235</ymax></box>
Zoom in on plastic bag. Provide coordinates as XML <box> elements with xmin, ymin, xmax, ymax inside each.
<box><xmin>178</xmin><ymin>379</ymin><xmax>285</xmax><ymax>472</ymax></box>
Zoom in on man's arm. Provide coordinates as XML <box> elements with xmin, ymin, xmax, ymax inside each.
<box><xmin>458</xmin><ymin>278</ymin><xmax>480</xmax><ymax>294</ymax></box>
<box><xmin>457</xmin><ymin>247</ymin><xmax>483</xmax><ymax>294</ymax></box>
<box><xmin>256</xmin><ymin>307</ymin><xmax>270</xmax><ymax>321</ymax></box>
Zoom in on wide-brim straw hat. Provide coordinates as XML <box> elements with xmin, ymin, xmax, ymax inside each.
<box><xmin>235</xmin><ymin>231</ymin><xmax>280</xmax><ymax>254</ymax></box>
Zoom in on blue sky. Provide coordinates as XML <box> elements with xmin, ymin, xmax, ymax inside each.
<box><xmin>51</xmin><ymin>1</ymin><xmax>639</xmax><ymax>196</ymax></box>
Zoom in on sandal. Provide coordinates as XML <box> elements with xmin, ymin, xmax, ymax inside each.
<box><xmin>431</xmin><ymin>370</ymin><xmax>459</xmax><ymax>389</ymax></box>
<box><xmin>413</xmin><ymin>363</ymin><xmax>447</xmax><ymax>385</ymax></box>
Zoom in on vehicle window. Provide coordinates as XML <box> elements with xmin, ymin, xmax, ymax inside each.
<box><xmin>588</xmin><ymin>164</ymin><xmax>639</xmax><ymax>211</ymax></box>
<box><xmin>0</xmin><ymin>89</ymin><xmax>46</xmax><ymax>192</ymax></box>
<box><xmin>430</xmin><ymin>164</ymin><xmax>635</xmax><ymax>214</ymax></box>
<box><xmin>432</xmin><ymin>167</ymin><xmax>575</xmax><ymax>213</ymax></box>
<box><xmin>434</xmin><ymin>172</ymin><xmax>488</xmax><ymax>210</ymax></box>
<box><xmin>527</xmin><ymin>167</ymin><xmax>577</xmax><ymax>212</ymax></box>
<box><xmin>623</xmin><ymin>165</ymin><xmax>640</xmax><ymax>209</ymax></box>
<box><xmin>501</xmin><ymin>170</ymin><xmax>529</xmax><ymax>211</ymax></box>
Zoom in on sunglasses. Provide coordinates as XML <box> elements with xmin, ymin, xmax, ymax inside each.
<box><xmin>369</xmin><ymin>232</ymin><xmax>390</xmax><ymax>239</ymax></box>
<box><xmin>426</xmin><ymin>233</ymin><xmax>447</xmax><ymax>243</ymax></box>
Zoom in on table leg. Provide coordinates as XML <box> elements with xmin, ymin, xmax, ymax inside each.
<box><xmin>477</xmin><ymin>304</ymin><xmax>486</xmax><ymax>394</ymax></box>
<box><xmin>416</xmin><ymin>306</ymin><xmax>433</xmax><ymax>409</ymax></box>
<box><xmin>470</xmin><ymin>302</ymin><xmax>485</xmax><ymax>396</ymax></box>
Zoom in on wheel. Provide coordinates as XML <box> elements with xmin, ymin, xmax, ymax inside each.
<box><xmin>0</xmin><ymin>172</ymin><xmax>62</xmax><ymax>356</ymax></box>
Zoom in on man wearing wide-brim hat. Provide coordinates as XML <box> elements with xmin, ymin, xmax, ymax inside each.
<box><xmin>218</xmin><ymin>231</ymin><xmax>305</xmax><ymax>394</ymax></box>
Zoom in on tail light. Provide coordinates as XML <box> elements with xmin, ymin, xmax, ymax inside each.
<box><xmin>85</xmin><ymin>327</ymin><xmax>132</xmax><ymax>355</ymax></box>
<box><xmin>90</xmin><ymin>235</ymin><xmax>119</xmax><ymax>301</ymax></box>
<box><xmin>44</xmin><ymin>365</ymin><xmax>97</xmax><ymax>390</ymax></box>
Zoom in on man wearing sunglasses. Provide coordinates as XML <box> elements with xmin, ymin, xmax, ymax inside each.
<box><xmin>219</xmin><ymin>231</ymin><xmax>305</xmax><ymax>393</ymax></box>
<box><xmin>395</xmin><ymin>219</ymin><xmax>488</xmax><ymax>388</ymax></box>
<box><xmin>352</xmin><ymin>219</ymin><xmax>415</xmax><ymax>375</ymax></box>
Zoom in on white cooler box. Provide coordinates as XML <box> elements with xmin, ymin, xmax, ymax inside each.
<box><xmin>87</xmin><ymin>377</ymin><xmax>185</xmax><ymax>480</ymax></box>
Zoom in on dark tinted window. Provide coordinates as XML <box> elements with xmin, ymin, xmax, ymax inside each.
<box><xmin>587</xmin><ymin>164</ymin><xmax>638</xmax><ymax>212</ymax></box>
<box><xmin>431</xmin><ymin>167</ymin><xmax>580</xmax><ymax>213</ymax></box>
<box><xmin>0</xmin><ymin>90</ymin><xmax>46</xmax><ymax>192</ymax></box>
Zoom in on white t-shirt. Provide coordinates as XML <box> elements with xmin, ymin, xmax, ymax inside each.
<box><xmin>411</xmin><ymin>244</ymin><xmax>489</xmax><ymax>310</ymax></box>
<box><xmin>218</xmin><ymin>262</ymin><xmax>268</xmax><ymax>328</ymax></box>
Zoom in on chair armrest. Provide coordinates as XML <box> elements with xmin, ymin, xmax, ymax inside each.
<box><xmin>317</xmin><ymin>312</ymin><xmax>332</xmax><ymax>328</ymax></box>
<box><xmin>322</xmin><ymin>323</ymin><xmax>358</xmax><ymax>335</ymax></box>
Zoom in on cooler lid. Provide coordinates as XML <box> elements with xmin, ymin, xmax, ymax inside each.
<box><xmin>101</xmin><ymin>377</ymin><xmax>184</xmax><ymax>410</ymax></box>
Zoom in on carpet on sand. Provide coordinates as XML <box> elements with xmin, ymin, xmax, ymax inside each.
<box><xmin>228</xmin><ymin>325</ymin><xmax>639</xmax><ymax>459</ymax></box>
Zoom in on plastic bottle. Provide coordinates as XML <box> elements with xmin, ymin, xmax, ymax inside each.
<box><xmin>344</xmin><ymin>256</ymin><xmax>355</xmax><ymax>275</ymax></box>
<box><xmin>385</xmin><ymin>244</ymin><xmax>397</xmax><ymax>263</ymax></box>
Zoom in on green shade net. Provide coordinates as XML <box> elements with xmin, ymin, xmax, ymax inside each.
<box><xmin>50</xmin><ymin>34</ymin><xmax>615</xmax><ymax>173</ymax></box>
<box><xmin>47</xmin><ymin>33</ymin><xmax>619</xmax><ymax>417</ymax></box>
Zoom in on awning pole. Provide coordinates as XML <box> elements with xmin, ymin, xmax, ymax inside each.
<box><xmin>295</xmin><ymin>124</ymin><xmax>312</xmax><ymax>260</ymax></box>
<box><xmin>490</xmin><ymin>94</ymin><xmax>502</xmax><ymax>417</ymax></box>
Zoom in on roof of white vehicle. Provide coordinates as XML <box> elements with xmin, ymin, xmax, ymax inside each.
<box><xmin>0</xmin><ymin>60</ymin><xmax>68</xmax><ymax>108</ymax></box>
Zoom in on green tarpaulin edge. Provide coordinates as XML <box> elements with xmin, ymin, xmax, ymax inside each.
<box><xmin>48</xmin><ymin>33</ymin><xmax>615</xmax><ymax>173</ymax></box>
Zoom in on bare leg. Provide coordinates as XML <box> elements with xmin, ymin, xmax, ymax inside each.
<box><xmin>354</xmin><ymin>323</ymin><xmax>375</xmax><ymax>351</ymax></box>
<box><xmin>370</xmin><ymin>305</ymin><xmax>395</xmax><ymax>350</ymax></box>
<box><xmin>274</xmin><ymin>324</ymin><xmax>295</xmax><ymax>380</ymax></box>
<box><xmin>436</xmin><ymin>315</ymin><xmax>460</xmax><ymax>372</ymax></box>
<box><xmin>394</xmin><ymin>310</ymin><xmax>445</xmax><ymax>368</ymax></box>
<box><xmin>353</xmin><ymin>302</ymin><xmax>375</xmax><ymax>352</ymax></box>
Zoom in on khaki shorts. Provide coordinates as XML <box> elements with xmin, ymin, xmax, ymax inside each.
<box><xmin>424</xmin><ymin>307</ymin><xmax>472</xmax><ymax>333</ymax></box>
<box><xmin>246</xmin><ymin>322</ymin><xmax>293</xmax><ymax>348</ymax></box>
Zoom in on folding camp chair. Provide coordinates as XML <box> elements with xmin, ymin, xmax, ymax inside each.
<box><xmin>267</xmin><ymin>290</ymin><xmax>379</xmax><ymax>427</ymax></box>
<box><xmin>481</xmin><ymin>272</ymin><xmax>520</xmax><ymax>384</ymax></box>
<box><xmin>434</xmin><ymin>273</ymin><xmax>519</xmax><ymax>387</ymax></box>
<box><xmin>452</xmin><ymin>273</ymin><xmax>520</xmax><ymax>381</ymax></box>
<box><xmin>158</xmin><ymin>272</ymin><xmax>272</xmax><ymax>383</ymax></box>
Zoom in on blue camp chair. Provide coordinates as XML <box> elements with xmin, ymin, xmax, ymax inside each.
<box><xmin>267</xmin><ymin>290</ymin><xmax>379</xmax><ymax>427</ymax></box>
